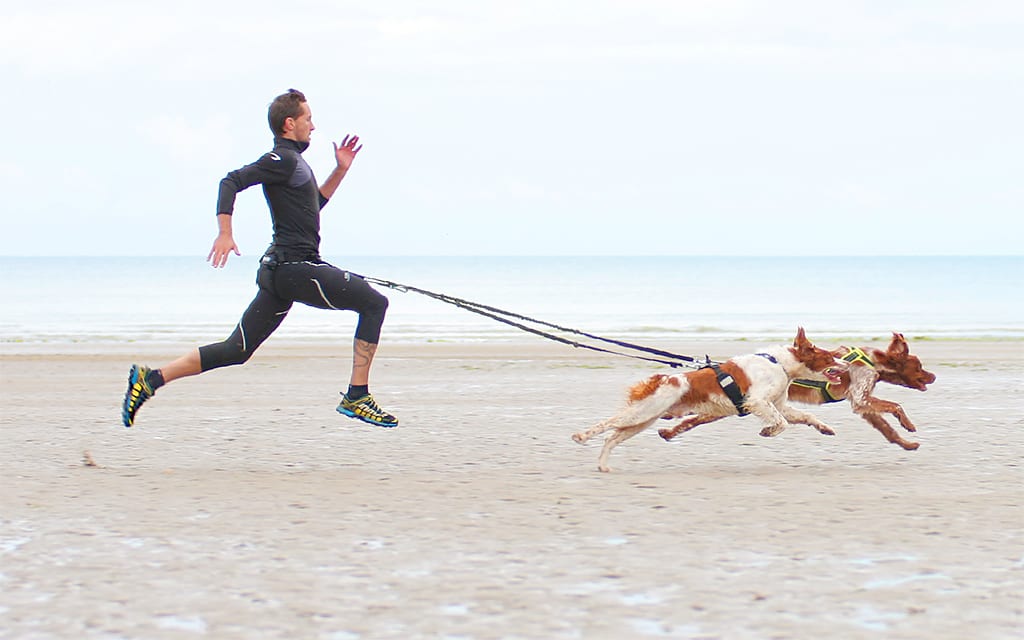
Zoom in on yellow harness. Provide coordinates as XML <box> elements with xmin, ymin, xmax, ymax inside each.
<box><xmin>792</xmin><ymin>347</ymin><xmax>874</xmax><ymax>403</ymax></box>
<box><xmin>841</xmin><ymin>346</ymin><xmax>874</xmax><ymax>368</ymax></box>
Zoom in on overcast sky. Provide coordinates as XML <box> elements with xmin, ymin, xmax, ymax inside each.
<box><xmin>2</xmin><ymin>1</ymin><xmax>1021</xmax><ymax>256</ymax></box>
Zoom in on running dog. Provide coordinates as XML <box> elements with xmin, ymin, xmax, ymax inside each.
<box><xmin>572</xmin><ymin>328</ymin><xmax>845</xmax><ymax>472</ymax></box>
<box><xmin>786</xmin><ymin>332</ymin><xmax>936</xmax><ymax>450</ymax></box>
<box><xmin>659</xmin><ymin>333</ymin><xmax>936</xmax><ymax>451</ymax></box>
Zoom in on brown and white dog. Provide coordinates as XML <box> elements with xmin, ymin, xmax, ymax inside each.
<box><xmin>786</xmin><ymin>332</ymin><xmax>936</xmax><ymax>450</ymax></box>
<box><xmin>658</xmin><ymin>332</ymin><xmax>936</xmax><ymax>451</ymax></box>
<box><xmin>572</xmin><ymin>328</ymin><xmax>845</xmax><ymax>472</ymax></box>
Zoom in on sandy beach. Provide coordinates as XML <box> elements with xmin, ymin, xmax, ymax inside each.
<box><xmin>2</xmin><ymin>338</ymin><xmax>1022</xmax><ymax>639</ymax></box>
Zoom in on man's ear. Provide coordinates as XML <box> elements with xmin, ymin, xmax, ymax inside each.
<box><xmin>282</xmin><ymin>117</ymin><xmax>295</xmax><ymax>133</ymax></box>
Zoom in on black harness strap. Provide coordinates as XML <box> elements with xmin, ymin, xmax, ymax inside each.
<box><xmin>710</xmin><ymin>364</ymin><xmax>748</xmax><ymax>416</ymax></box>
<box><xmin>709</xmin><ymin>352</ymin><xmax>782</xmax><ymax>415</ymax></box>
<box><xmin>791</xmin><ymin>378</ymin><xmax>844</xmax><ymax>403</ymax></box>
<box><xmin>356</xmin><ymin>274</ymin><xmax>715</xmax><ymax>369</ymax></box>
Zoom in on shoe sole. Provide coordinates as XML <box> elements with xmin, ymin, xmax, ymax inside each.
<box><xmin>336</xmin><ymin>406</ymin><xmax>398</xmax><ymax>428</ymax></box>
<box><xmin>122</xmin><ymin>365</ymin><xmax>152</xmax><ymax>428</ymax></box>
<box><xmin>122</xmin><ymin>366</ymin><xmax>141</xmax><ymax>428</ymax></box>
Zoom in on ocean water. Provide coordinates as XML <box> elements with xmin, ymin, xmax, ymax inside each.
<box><xmin>1</xmin><ymin>256</ymin><xmax>1021</xmax><ymax>348</ymax></box>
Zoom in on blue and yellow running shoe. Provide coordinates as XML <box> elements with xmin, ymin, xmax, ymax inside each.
<box><xmin>337</xmin><ymin>393</ymin><xmax>398</xmax><ymax>428</ymax></box>
<box><xmin>122</xmin><ymin>364</ymin><xmax>155</xmax><ymax>427</ymax></box>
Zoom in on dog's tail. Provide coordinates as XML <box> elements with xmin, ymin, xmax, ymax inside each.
<box><xmin>612</xmin><ymin>374</ymin><xmax>686</xmax><ymax>426</ymax></box>
<box><xmin>629</xmin><ymin>374</ymin><xmax>672</xmax><ymax>403</ymax></box>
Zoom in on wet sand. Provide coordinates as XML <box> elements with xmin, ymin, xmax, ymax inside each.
<box><xmin>2</xmin><ymin>339</ymin><xmax>1022</xmax><ymax>638</ymax></box>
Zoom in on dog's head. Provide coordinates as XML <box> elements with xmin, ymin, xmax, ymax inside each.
<box><xmin>872</xmin><ymin>332</ymin><xmax>936</xmax><ymax>391</ymax></box>
<box><xmin>790</xmin><ymin>327</ymin><xmax>846</xmax><ymax>383</ymax></box>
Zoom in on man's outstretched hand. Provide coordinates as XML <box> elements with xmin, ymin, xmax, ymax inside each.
<box><xmin>207</xmin><ymin>234</ymin><xmax>240</xmax><ymax>268</ymax></box>
<box><xmin>333</xmin><ymin>134</ymin><xmax>363</xmax><ymax>172</ymax></box>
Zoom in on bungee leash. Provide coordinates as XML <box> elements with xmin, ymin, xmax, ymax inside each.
<box><xmin>354</xmin><ymin>274</ymin><xmax>716</xmax><ymax>369</ymax></box>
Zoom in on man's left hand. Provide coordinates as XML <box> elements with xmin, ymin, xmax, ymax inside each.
<box><xmin>333</xmin><ymin>135</ymin><xmax>363</xmax><ymax>171</ymax></box>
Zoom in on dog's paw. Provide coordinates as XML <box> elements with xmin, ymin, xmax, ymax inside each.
<box><xmin>759</xmin><ymin>425</ymin><xmax>785</xmax><ymax>437</ymax></box>
<box><xmin>598</xmin><ymin>464</ymin><xmax>611</xmax><ymax>473</ymax></box>
<box><xmin>657</xmin><ymin>428</ymin><xmax>676</xmax><ymax>441</ymax></box>
<box><xmin>900</xmin><ymin>441</ymin><xmax>921</xmax><ymax>451</ymax></box>
<box><xmin>571</xmin><ymin>433</ymin><xmax>587</xmax><ymax>445</ymax></box>
<box><xmin>817</xmin><ymin>425</ymin><xmax>836</xmax><ymax>436</ymax></box>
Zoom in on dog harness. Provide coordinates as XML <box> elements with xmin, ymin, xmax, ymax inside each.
<box><xmin>791</xmin><ymin>346</ymin><xmax>876</xmax><ymax>403</ymax></box>
<box><xmin>707</xmin><ymin>353</ymin><xmax>779</xmax><ymax>417</ymax></box>
<box><xmin>840</xmin><ymin>346</ymin><xmax>874</xmax><ymax>367</ymax></box>
<box><xmin>791</xmin><ymin>378</ymin><xmax>843</xmax><ymax>403</ymax></box>
<box><xmin>710</xmin><ymin>364</ymin><xmax>748</xmax><ymax>416</ymax></box>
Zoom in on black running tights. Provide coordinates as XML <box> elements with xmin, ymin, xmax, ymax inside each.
<box><xmin>198</xmin><ymin>260</ymin><xmax>388</xmax><ymax>372</ymax></box>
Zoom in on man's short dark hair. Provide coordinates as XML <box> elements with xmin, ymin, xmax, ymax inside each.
<box><xmin>268</xmin><ymin>89</ymin><xmax>307</xmax><ymax>135</ymax></box>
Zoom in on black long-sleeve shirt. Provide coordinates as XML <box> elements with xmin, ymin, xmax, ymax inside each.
<box><xmin>217</xmin><ymin>137</ymin><xmax>329</xmax><ymax>258</ymax></box>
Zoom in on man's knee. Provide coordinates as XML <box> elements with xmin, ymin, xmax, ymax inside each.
<box><xmin>359</xmin><ymin>288</ymin><xmax>388</xmax><ymax>320</ymax></box>
<box><xmin>199</xmin><ymin>340</ymin><xmax>253</xmax><ymax>371</ymax></box>
<box><xmin>353</xmin><ymin>290</ymin><xmax>388</xmax><ymax>344</ymax></box>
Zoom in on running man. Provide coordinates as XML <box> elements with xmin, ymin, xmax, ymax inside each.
<box><xmin>122</xmin><ymin>89</ymin><xmax>397</xmax><ymax>428</ymax></box>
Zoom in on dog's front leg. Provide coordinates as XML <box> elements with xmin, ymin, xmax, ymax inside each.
<box><xmin>858</xmin><ymin>397</ymin><xmax>918</xmax><ymax>433</ymax></box>
<box><xmin>744</xmin><ymin>398</ymin><xmax>789</xmax><ymax>437</ymax></box>
<box><xmin>862</xmin><ymin>413</ymin><xmax>920</xmax><ymax>450</ymax></box>
<box><xmin>779</xmin><ymin>403</ymin><xmax>836</xmax><ymax>436</ymax></box>
<box><xmin>892</xmin><ymin>403</ymin><xmax>918</xmax><ymax>433</ymax></box>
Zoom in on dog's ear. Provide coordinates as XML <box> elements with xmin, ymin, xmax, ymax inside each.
<box><xmin>888</xmin><ymin>332</ymin><xmax>909</xmax><ymax>358</ymax></box>
<box><xmin>794</xmin><ymin>326</ymin><xmax>809</xmax><ymax>349</ymax></box>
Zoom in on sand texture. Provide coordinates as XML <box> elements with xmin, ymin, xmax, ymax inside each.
<box><xmin>2</xmin><ymin>339</ymin><xmax>1022</xmax><ymax>639</ymax></box>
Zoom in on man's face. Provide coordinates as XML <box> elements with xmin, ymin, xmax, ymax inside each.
<box><xmin>285</xmin><ymin>102</ymin><xmax>315</xmax><ymax>142</ymax></box>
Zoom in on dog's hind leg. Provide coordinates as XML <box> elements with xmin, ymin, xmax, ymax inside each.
<box><xmin>658</xmin><ymin>414</ymin><xmax>724</xmax><ymax>441</ymax></box>
<box><xmin>863</xmin><ymin>413</ymin><xmax>920</xmax><ymax>450</ymax></box>
<box><xmin>573</xmin><ymin>416</ymin><xmax>621</xmax><ymax>445</ymax></box>
<box><xmin>597</xmin><ymin>421</ymin><xmax>655</xmax><ymax>472</ymax></box>
<box><xmin>575</xmin><ymin>377</ymin><xmax>683</xmax><ymax>445</ymax></box>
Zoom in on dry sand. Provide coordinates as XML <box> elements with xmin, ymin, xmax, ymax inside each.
<box><xmin>2</xmin><ymin>338</ymin><xmax>1022</xmax><ymax>639</ymax></box>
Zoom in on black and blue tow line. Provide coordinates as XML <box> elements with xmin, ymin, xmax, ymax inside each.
<box><xmin>355</xmin><ymin>274</ymin><xmax>717</xmax><ymax>370</ymax></box>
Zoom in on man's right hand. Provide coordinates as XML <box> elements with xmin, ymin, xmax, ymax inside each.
<box><xmin>207</xmin><ymin>234</ymin><xmax>241</xmax><ymax>268</ymax></box>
